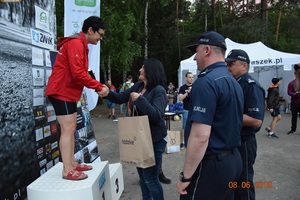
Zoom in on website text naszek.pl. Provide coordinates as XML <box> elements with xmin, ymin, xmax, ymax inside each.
<box><xmin>251</xmin><ymin>58</ymin><xmax>283</xmax><ymax>65</ymax></box>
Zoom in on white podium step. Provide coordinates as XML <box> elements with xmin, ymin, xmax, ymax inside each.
<box><xmin>109</xmin><ymin>163</ymin><xmax>124</xmax><ymax>200</ymax></box>
<box><xmin>27</xmin><ymin>161</ymin><xmax>111</xmax><ymax>200</ymax></box>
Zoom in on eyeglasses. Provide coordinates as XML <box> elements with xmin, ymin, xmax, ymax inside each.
<box><xmin>96</xmin><ymin>30</ymin><xmax>104</xmax><ymax>38</ymax></box>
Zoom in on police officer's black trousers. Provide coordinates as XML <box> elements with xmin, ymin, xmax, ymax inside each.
<box><xmin>235</xmin><ymin>134</ymin><xmax>257</xmax><ymax>200</ymax></box>
<box><xmin>180</xmin><ymin>148</ymin><xmax>242</xmax><ymax>200</ymax></box>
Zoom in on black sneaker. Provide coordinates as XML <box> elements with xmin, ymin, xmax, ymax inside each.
<box><xmin>112</xmin><ymin>116</ymin><xmax>116</xmax><ymax>120</ymax></box>
<box><xmin>268</xmin><ymin>133</ymin><xmax>279</xmax><ymax>139</ymax></box>
<box><xmin>265</xmin><ymin>127</ymin><xmax>271</xmax><ymax>133</ymax></box>
<box><xmin>180</xmin><ymin>143</ymin><xmax>185</xmax><ymax>150</ymax></box>
<box><xmin>287</xmin><ymin>130</ymin><xmax>295</xmax><ymax>135</ymax></box>
<box><xmin>108</xmin><ymin>115</ymin><xmax>111</xmax><ymax>119</ymax></box>
<box><xmin>159</xmin><ymin>172</ymin><xmax>171</xmax><ymax>184</ymax></box>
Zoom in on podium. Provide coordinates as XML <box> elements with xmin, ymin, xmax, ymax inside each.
<box><xmin>27</xmin><ymin>161</ymin><xmax>111</xmax><ymax>200</ymax></box>
<box><xmin>109</xmin><ymin>163</ymin><xmax>124</xmax><ymax>200</ymax></box>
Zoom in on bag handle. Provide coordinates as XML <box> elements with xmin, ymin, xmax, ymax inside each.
<box><xmin>132</xmin><ymin>93</ymin><xmax>142</xmax><ymax>117</ymax></box>
<box><xmin>132</xmin><ymin>103</ymin><xmax>138</xmax><ymax>117</ymax></box>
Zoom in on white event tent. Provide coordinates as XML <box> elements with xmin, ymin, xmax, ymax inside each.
<box><xmin>178</xmin><ymin>38</ymin><xmax>300</xmax><ymax>106</ymax></box>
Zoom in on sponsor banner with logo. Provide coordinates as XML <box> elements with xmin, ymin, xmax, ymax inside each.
<box><xmin>31</xmin><ymin>28</ymin><xmax>55</xmax><ymax>50</ymax></box>
<box><xmin>0</xmin><ymin>1</ymin><xmax>101</xmax><ymax>199</ymax></box>
<box><xmin>32</xmin><ymin>68</ymin><xmax>45</xmax><ymax>86</ymax></box>
<box><xmin>251</xmin><ymin>57</ymin><xmax>284</xmax><ymax>67</ymax></box>
<box><xmin>35</xmin><ymin>5</ymin><xmax>50</xmax><ymax>33</ymax></box>
<box><xmin>32</xmin><ymin>46</ymin><xmax>44</xmax><ymax>66</ymax></box>
<box><xmin>64</xmin><ymin>0</ymin><xmax>101</xmax><ymax>110</ymax></box>
<box><xmin>0</xmin><ymin>1</ymin><xmax>57</xmax><ymax>199</ymax></box>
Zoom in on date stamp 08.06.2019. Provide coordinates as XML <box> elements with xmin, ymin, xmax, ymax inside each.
<box><xmin>228</xmin><ymin>181</ymin><xmax>272</xmax><ymax>189</ymax></box>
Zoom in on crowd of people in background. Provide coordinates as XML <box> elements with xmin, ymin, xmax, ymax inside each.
<box><xmin>46</xmin><ymin>15</ymin><xmax>300</xmax><ymax>200</ymax></box>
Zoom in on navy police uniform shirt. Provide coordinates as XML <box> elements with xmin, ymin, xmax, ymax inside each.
<box><xmin>184</xmin><ymin>62</ymin><xmax>244</xmax><ymax>154</ymax></box>
<box><xmin>237</xmin><ymin>73</ymin><xmax>265</xmax><ymax>136</ymax></box>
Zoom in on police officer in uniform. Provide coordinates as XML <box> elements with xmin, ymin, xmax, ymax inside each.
<box><xmin>176</xmin><ymin>31</ymin><xmax>244</xmax><ymax>200</ymax></box>
<box><xmin>226</xmin><ymin>49</ymin><xmax>265</xmax><ymax>200</ymax></box>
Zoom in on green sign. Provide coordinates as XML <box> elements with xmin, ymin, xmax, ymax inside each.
<box><xmin>75</xmin><ymin>0</ymin><xmax>96</xmax><ymax>7</ymax></box>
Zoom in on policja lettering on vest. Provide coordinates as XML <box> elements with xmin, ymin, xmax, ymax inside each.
<box><xmin>193</xmin><ymin>106</ymin><xmax>206</xmax><ymax>113</ymax></box>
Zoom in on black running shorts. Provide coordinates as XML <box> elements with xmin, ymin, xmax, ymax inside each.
<box><xmin>48</xmin><ymin>96</ymin><xmax>77</xmax><ymax>116</ymax></box>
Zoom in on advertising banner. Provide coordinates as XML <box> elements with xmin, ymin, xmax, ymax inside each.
<box><xmin>0</xmin><ymin>1</ymin><xmax>100</xmax><ymax>199</ymax></box>
<box><xmin>0</xmin><ymin>2</ymin><xmax>56</xmax><ymax>199</ymax></box>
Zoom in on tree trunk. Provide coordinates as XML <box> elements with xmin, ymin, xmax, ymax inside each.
<box><xmin>177</xmin><ymin>0</ymin><xmax>181</xmax><ymax>61</ymax></box>
<box><xmin>29</xmin><ymin>0</ymin><xmax>33</xmax><ymax>27</ymax></box>
<box><xmin>22</xmin><ymin>2</ymin><xmax>26</xmax><ymax>27</ymax></box>
<box><xmin>144</xmin><ymin>1</ymin><xmax>149</xmax><ymax>60</ymax></box>
<box><xmin>8</xmin><ymin>3</ymin><xmax>13</xmax><ymax>23</ymax></box>
<box><xmin>260</xmin><ymin>0</ymin><xmax>268</xmax><ymax>42</ymax></box>
<box><xmin>101</xmin><ymin>59</ymin><xmax>107</xmax><ymax>84</ymax></box>
<box><xmin>219</xmin><ymin>0</ymin><xmax>224</xmax><ymax>27</ymax></box>
<box><xmin>212</xmin><ymin>0</ymin><xmax>216</xmax><ymax>31</ymax></box>
<box><xmin>122</xmin><ymin>70</ymin><xmax>126</xmax><ymax>83</ymax></box>
<box><xmin>204</xmin><ymin>0</ymin><xmax>208</xmax><ymax>32</ymax></box>
<box><xmin>275</xmin><ymin>1</ymin><xmax>284</xmax><ymax>42</ymax></box>
<box><xmin>228</xmin><ymin>0</ymin><xmax>232</xmax><ymax>15</ymax></box>
<box><xmin>107</xmin><ymin>54</ymin><xmax>111</xmax><ymax>81</ymax></box>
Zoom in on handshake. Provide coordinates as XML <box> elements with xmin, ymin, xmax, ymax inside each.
<box><xmin>97</xmin><ymin>85</ymin><xmax>109</xmax><ymax>98</ymax></box>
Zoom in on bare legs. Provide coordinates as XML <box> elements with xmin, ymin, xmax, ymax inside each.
<box><xmin>56</xmin><ymin>113</ymin><xmax>81</xmax><ymax>177</ymax></box>
<box><xmin>111</xmin><ymin>108</ymin><xmax>115</xmax><ymax>117</ymax></box>
<box><xmin>108</xmin><ymin>107</ymin><xmax>116</xmax><ymax>119</ymax></box>
<box><xmin>268</xmin><ymin>115</ymin><xmax>281</xmax><ymax>132</ymax></box>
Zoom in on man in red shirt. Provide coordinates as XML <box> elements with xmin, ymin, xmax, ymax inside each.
<box><xmin>46</xmin><ymin>16</ymin><xmax>108</xmax><ymax>180</ymax></box>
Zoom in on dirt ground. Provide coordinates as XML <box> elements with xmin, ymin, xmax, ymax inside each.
<box><xmin>91</xmin><ymin>101</ymin><xmax>300</xmax><ymax>200</ymax></box>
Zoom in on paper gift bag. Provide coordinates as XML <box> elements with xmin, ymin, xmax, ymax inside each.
<box><xmin>165</xmin><ymin>130</ymin><xmax>180</xmax><ymax>153</ymax></box>
<box><xmin>117</xmin><ymin>115</ymin><xmax>155</xmax><ymax>168</ymax></box>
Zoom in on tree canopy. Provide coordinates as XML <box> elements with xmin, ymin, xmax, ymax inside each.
<box><xmin>56</xmin><ymin>0</ymin><xmax>300</xmax><ymax>87</ymax></box>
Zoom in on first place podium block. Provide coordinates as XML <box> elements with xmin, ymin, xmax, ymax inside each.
<box><xmin>27</xmin><ymin>161</ymin><xmax>111</xmax><ymax>200</ymax></box>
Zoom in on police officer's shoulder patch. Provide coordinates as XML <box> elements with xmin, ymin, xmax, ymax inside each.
<box><xmin>247</xmin><ymin>78</ymin><xmax>255</xmax><ymax>84</ymax></box>
<box><xmin>198</xmin><ymin>68</ymin><xmax>213</xmax><ymax>77</ymax></box>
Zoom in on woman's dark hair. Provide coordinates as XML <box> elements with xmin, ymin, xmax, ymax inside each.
<box><xmin>82</xmin><ymin>16</ymin><xmax>105</xmax><ymax>33</ymax></box>
<box><xmin>143</xmin><ymin>58</ymin><xmax>167</xmax><ymax>91</ymax></box>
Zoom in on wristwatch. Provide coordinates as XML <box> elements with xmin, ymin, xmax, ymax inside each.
<box><xmin>179</xmin><ymin>172</ymin><xmax>192</xmax><ymax>182</ymax></box>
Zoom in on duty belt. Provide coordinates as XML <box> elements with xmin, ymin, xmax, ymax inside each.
<box><xmin>203</xmin><ymin>149</ymin><xmax>234</xmax><ymax>160</ymax></box>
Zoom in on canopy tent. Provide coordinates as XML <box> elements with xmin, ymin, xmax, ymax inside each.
<box><xmin>178</xmin><ymin>38</ymin><xmax>300</xmax><ymax>105</ymax></box>
<box><xmin>225</xmin><ymin>38</ymin><xmax>300</xmax><ymax>72</ymax></box>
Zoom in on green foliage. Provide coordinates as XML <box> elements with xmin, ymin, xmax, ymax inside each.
<box><xmin>55</xmin><ymin>0</ymin><xmax>64</xmax><ymax>38</ymax></box>
<box><xmin>55</xmin><ymin>0</ymin><xmax>300</xmax><ymax>85</ymax></box>
<box><xmin>101</xmin><ymin>0</ymin><xmax>141</xmax><ymax>72</ymax></box>
<box><xmin>267</xmin><ymin>2</ymin><xmax>300</xmax><ymax>53</ymax></box>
